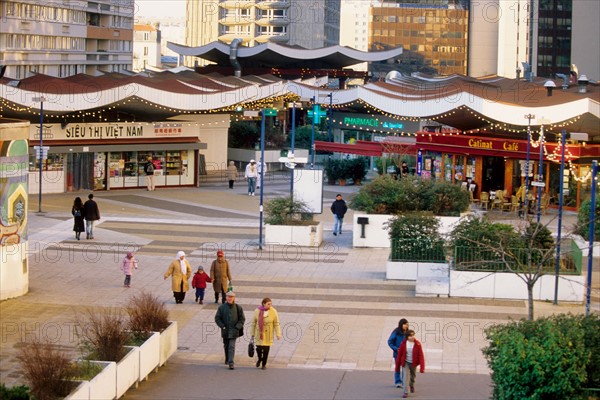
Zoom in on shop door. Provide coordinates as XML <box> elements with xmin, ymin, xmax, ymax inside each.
<box><xmin>66</xmin><ymin>153</ymin><xmax>94</xmax><ymax>191</ymax></box>
<box><xmin>482</xmin><ymin>157</ymin><xmax>505</xmax><ymax>193</ymax></box>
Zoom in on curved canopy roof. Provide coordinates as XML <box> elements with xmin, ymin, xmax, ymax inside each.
<box><xmin>1</xmin><ymin>71</ymin><xmax>598</xmax><ymax>141</ymax></box>
<box><xmin>167</xmin><ymin>41</ymin><xmax>404</xmax><ymax>69</ymax></box>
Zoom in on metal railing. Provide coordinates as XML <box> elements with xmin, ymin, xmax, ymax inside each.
<box><xmin>453</xmin><ymin>244</ymin><xmax>581</xmax><ymax>275</ymax></box>
<box><xmin>390</xmin><ymin>239</ymin><xmax>446</xmax><ymax>263</ymax></box>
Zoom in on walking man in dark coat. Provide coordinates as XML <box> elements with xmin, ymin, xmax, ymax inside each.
<box><xmin>83</xmin><ymin>193</ymin><xmax>100</xmax><ymax>239</ymax></box>
<box><xmin>330</xmin><ymin>193</ymin><xmax>348</xmax><ymax>236</ymax></box>
<box><xmin>215</xmin><ymin>291</ymin><xmax>245</xmax><ymax>369</ymax></box>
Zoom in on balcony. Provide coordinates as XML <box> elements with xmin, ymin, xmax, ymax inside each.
<box><xmin>255</xmin><ymin>33</ymin><xmax>289</xmax><ymax>43</ymax></box>
<box><xmin>255</xmin><ymin>1</ymin><xmax>290</xmax><ymax>10</ymax></box>
<box><xmin>219</xmin><ymin>0</ymin><xmax>253</xmax><ymax>9</ymax></box>
<box><xmin>219</xmin><ymin>16</ymin><xmax>254</xmax><ymax>25</ymax></box>
<box><xmin>255</xmin><ymin>17</ymin><xmax>289</xmax><ymax>26</ymax></box>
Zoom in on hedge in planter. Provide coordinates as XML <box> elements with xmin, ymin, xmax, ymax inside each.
<box><xmin>350</xmin><ymin>175</ymin><xmax>468</xmax><ymax>216</ymax></box>
<box><xmin>483</xmin><ymin>314</ymin><xmax>599</xmax><ymax>400</ymax></box>
<box><xmin>388</xmin><ymin>213</ymin><xmax>445</xmax><ymax>262</ymax></box>
<box><xmin>264</xmin><ymin>196</ymin><xmax>313</xmax><ymax>226</ymax></box>
<box><xmin>575</xmin><ymin>194</ymin><xmax>600</xmax><ymax>241</ymax></box>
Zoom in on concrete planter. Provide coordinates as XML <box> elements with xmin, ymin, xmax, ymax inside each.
<box><xmin>353</xmin><ymin>214</ymin><xmax>465</xmax><ymax>248</ymax></box>
<box><xmin>386</xmin><ymin>260</ymin><xmax>448</xmax><ymax>281</ymax></box>
<box><xmin>116</xmin><ymin>346</ymin><xmax>140</xmax><ymax>398</ymax></box>
<box><xmin>138</xmin><ymin>331</ymin><xmax>160</xmax><ymax>381</ymax></box>
<box><xmin>88</xmin><ymin>361</ymin><xmax>117</xmax><ymax>400</ymax></box>
<box><xmin>265</xmin><ymin>222</ymin><xmax>323</xmax><ymax>247</ymax></box>
<box><xmin>449</xmin><ymin>270</ymin><xmax>586</xmax><ymax>301</ymax></box>
<box><xmin>159</xmin><ymin>321</ymin><xmax>178</xmax><ymax>367</ymax></box>
<box><xmin>64</xmin><ymin>380</ymin><xmax>90</xmax><ymax>400</ymax></box>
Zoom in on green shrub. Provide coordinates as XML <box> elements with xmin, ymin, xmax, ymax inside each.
<box><xmin>323</xmin><ymin>159</ymin><xmax>343</xmax><ymax>182</ymax></box>
<box><xmin>349</xmin><ymin>175</ymin><xmax>468</xmax><ymax>215</ymax></box>
<box><xmin>388</xmin><ymin>213</ymin><xmax>445</xmax><ymax>262</ymax></box>
<box><xmin>483</xmin><ymin>314</ymin><xmax>598</xmax><ymax>400</ymax></box>
<box><xmin>348</xmin><ymin>157</ymin><xmax>368</xmax><ymax>182</ymax></box>
<box><xmin>0</xmin><ymin>383</ymin><xmax>30</xmax><ymax>400</ymax></box>
<box><xmin>575</xmin><ymin>195</ymin><xmax>600</xmax><ymax>241</ymax></box>
<box><xmin>264</xmin><ymin>196</ymin><xmax>313</xmax><ymax>225</ymax></box>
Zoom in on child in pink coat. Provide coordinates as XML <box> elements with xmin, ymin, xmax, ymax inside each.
<box><xmin>121</xmin><ymin>252</ymin><xmax>138</xmax><ymax>288</ymax></box>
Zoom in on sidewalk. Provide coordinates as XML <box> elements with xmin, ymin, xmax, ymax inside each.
<box><xmin>0</xmin><ymin>173</ymin><xmax>592</xmax><ymax>398</ymax></box>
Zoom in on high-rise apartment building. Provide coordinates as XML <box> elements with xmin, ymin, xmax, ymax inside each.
<box><xmin>0</xmin><ymin>0</ymin><xmax>134</xmax><ymax>79</ymax></box>
<box><xmin>369</xmin><ymin>0</ymin><xmax>469</xmax><ymax>76</ymax></box>
<box><xmin>184</xmin><ymin>0</ymin><xmax>340</xmax><ymax>67</ymax></box>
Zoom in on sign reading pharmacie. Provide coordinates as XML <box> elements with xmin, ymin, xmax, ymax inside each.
<box><xmin>29</xmin><ymin>122</ymin><xmax>200</xmax><ymax>141</ymax></box>
<box><xmin>416</xmin><ymin>134</ymin><xmax>581</xmax><ymax>159</ymax></box>
<box><xmin>332</xmin><ymin>113</ymin><xmax>420</xmax><ymax>133</ymax></box>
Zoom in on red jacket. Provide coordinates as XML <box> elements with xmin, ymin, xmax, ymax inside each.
<box><xmin>395</xmin><ymin>338</ymin><xmax>425</xmax><ymax>373</ymax></box>
<box><xmin>192</xmin><ymin>272</ymin><xmax>212</xmax><ymax>289</ymax></box>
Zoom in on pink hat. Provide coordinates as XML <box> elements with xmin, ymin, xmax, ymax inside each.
<box><xmin>217</xmin><ymin>250</ymin><xmax>224</xmax><ymax>257</ymax></box>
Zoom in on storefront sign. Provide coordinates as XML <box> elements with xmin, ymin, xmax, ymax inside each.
<box><xmin>335</xmin><ymin>113</ymin><xmax>417</xmax><ymax>133</ymax></box>
<box><xmin>28</xmin><ymin>121</ymin><xmax>224</xmax><ymax>142</ymax></box>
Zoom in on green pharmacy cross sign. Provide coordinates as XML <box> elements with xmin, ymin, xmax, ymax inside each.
<box><xmin>308</xmin><ymin>105</ymin><xmax>327</xmax><ymax>122</ymax></box>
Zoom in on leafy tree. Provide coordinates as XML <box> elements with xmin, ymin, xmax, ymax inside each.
<box><xmin>228</xmin><ymin>120</ymin><xmax>285</xmax><ymax>150</ymax></box>
<box><xmin>285</xmin><ymin>125</ymin><xmax>328</xmax><ymax>149</ymax></box>
<box><xmin>483</xmin><ymin>314</ymin><xmax>598</xmax><ymax>400</ymax></box>
<box><xmin>575</xmin><ymin>194</ymin><xmax>600</xmax><ymax>241</ymax></box>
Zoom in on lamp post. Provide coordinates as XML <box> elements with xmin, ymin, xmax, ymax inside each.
<box><xmin>310</xmin><ymin>96</ymin><xmax>316</xmax><ymax>168</ymax></box>
<box><xmin>524</xmin><ymin>114</ymin><xmax>535</xmax><ymax>221</ymax></box>
<box><xmin>553</xmin><ymin>130</ymin><xmax>567</xmax><ymax>305</ymax></box>
<box><xmin>327</xmin><ymin>92</ymin><xmax>333</xmax><ymax>142</ymax></box>
<box><xmin>585</xmin><ymin>160</ymin><xmax>598</xmax><ymax>316</ymax></box>
<box><xmin>33</xmin><ymin>96</ymin><xmax>46</xmax><ymax>213</ymax></box>
<box><xmin>536</xmin><ymin>125</ymin><xmax>544</xmax><ymax>223</ymax></box>
<box><xmin>258</xmin><ymin>110</ymin><xmax>266</xmax><ymax>250</ymax></box>
<box><xmin>288</xmin><ymin>101</ymin><xmax>301</xmax><ymax>195</ymax></box>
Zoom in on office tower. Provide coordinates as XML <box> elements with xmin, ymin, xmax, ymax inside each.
<box><xmin>0</xmin><ymin>0</ymin><xmax>134</xmax><ymax>79</ymax></box>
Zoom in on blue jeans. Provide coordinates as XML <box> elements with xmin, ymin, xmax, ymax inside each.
<box><xmin>333</xmin><ymin>214</ymin><xmax>343</xmax><ymax>234</ymax></box>
<box><xmin>195</xmin><ymin>288</ymin><xmax>205</xmax><ymax>301</ymax></box>
<box><xmin>247</xmin><ymin>177</ymin><xmax>256</xmax><ymax>194</ymax></box>
<box><xmin>85</xmin><ymin>220</ymin><xmax>95</xmax><ymax>238</ymax></box>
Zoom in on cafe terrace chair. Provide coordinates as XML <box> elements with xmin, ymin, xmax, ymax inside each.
<box><xmin>469</xmin><ymin>190</ymin><xmax>480</xmax><ymax>207</ymax></box>
<box><xmin>480</xmin><ymin>192</ymin><xmax>489</xmax><ymax>209</ymax></box>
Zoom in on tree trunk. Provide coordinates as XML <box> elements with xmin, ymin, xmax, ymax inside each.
<box><xmin>527</xmin><ymin>283</ymin><xmax>535</xmax><ymax>320</ymax></box>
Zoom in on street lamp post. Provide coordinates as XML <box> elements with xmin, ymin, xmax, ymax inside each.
<box><xmin>585</xmin><ymin>160</ymin><xmax>598</xmax><ymax>316</ymax></box>
<box><xmin>327</xmin><ymin>92</ymin><xmax>333</xmax><ymax>142</ymax></box>
<box><xmin>33</xmin><ymin>96</ymin><xmax>46</xmax><ymax>213</ymax></box>
<box><xmin>289</xmin><ymin>101</ymin><xmax>297</xmax><ymax>195</ymax></box>
<box><xmin>310</xmin><ymin>96</ymin><xmax>316</xmax><ymax>168</ymax></box>
<box><xmin>536</xmin><ymin>125</ymin><xmax>545</xmax><ymax>223</ymax></box>
<box><xmin>553</xmin><ymin>130</ymin><xmax>567</xmax><ymax>305</ymax></box>
<box><xmin>524</xmin><ymin>114</ymin><xmax>535</xmax><ymax>221</ymax></box>
<box><xmin>258</xmin><ymin>110</ymin><xmax>266</xmax><ymax>250</ymax></box>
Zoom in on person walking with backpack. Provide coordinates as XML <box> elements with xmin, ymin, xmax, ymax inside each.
<box><xmin>144</xmin><ymin>157</ymin><xmax>155</xmax><ymax>191</ymax></box>
<box><xmin>71</xmin><ymin>196</ymin><xmax>85</xmax><ymax>240</ymax></box>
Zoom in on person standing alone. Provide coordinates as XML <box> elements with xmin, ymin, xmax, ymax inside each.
<box><xmin>330</xmin><ymin>194</ymin><xmax>348</xmax><ymax>236</ymax></box>
<box><xmin>215</xmin><ymin>291</ymin><xmax>245</xmax><ymax>370</ymax></box>
<box><xmin>144</xmin><ymin>157</ymin><xmax>155</xmax><ymax>191</ymax></box>
<box><xmin>83</xmin><ymin>193</ymin><xmax>100</xmax><ymax>240</ymax></box>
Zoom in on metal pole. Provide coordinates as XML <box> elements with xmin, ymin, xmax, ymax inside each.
<box><xmin>536</xmin><ymin>126</ymin><xmax>544</xmax><ymax>223</ymax></box>
<box><xmin>310</xmin><ymin>96</ymin><xmax>316</xmax><ymax>168</ymax></box>
<box><xmin>524</xmin><ymin>114</ymin><xmax>534</xmax><ymax>221</ymax></box>
<box><xmin>290</xmin><ymin>103</ymin><xmax>296</xmax><ymax>196</ymax></box>
<box><xmin>585</xmin><ymin>160</ymin><xmax>597</xmax><ymax>316</ymax></box>
<box><xmin>258</xmin><ymin>111</ymin><xmax>266</xmax><ymax>250</ymax></box>
<box><xmin>38</xmin><ymin>98</ymin><xmax>44</xmax><ymax>213</ymax></box>
<box><xmin>327</xmin><ymin>92</ymin><xmax>333</xmax><ymax>142</ymax></box>
<box><xmin>553</xmin><ymin>129</ymin><xmax>566</xmax><ymax>305</ymax></box>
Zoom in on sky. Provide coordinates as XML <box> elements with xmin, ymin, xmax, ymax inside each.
<box><xmin>135</xmin><ymin>0</ymin><xmax>186</xmax><ymax>19</ymax></box>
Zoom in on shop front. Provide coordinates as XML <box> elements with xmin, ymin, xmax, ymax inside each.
<box><xmin>27</xmin><ymin>121</ymin><xmax>213</xmax><ymax>193</ymax></box>
<box><xmin>416</xmin><ymin>133</ymin><xmax>599</xmax><ymax>209</ymax></box>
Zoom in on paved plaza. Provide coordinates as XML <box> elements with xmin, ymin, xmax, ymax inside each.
<box><xmin>0</xmin><ymin>171</ymin><xmax>595</xmax><ymax>399</ymax></box>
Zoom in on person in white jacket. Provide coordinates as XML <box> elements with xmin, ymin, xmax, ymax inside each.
<box><xmin>244</xmin><ymin>159</ymin><xmax>258</xmax><ymax>196</ymax></box>
<box><xmin>256</xmin><ymin>159</ymin><xmax>267</xmax><ymax>189</ymax></box>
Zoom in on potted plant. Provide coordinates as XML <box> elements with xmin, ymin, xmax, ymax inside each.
<box><xmin>264</xmin><ymin>196</ymin><xmax>322</xmax><ymax>247</ymax></box>
<box><xmin>349</xmin><ymin>157</ymin><xmax>368</xmax><ymax>185</ymax></box>
<box><xmin>323</xmin><ymin>159</ymin><xmax>342</xmax><ymax>185</ymax></box>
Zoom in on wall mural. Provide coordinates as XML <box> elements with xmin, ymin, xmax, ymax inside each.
<box><xmin>0</xmin><ymin>139</ymin><xmax>28</xmax><ymax>245</ymax></box>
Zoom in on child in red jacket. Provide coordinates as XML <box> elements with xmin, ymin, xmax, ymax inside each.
<box><xmin>191</xmin><ymin>266</ymin><xmax>212</xmax><ymax>304</ymax></box>
<box><xmin>395</xmin><ymin>330</ymin><xmax>425</xmax><ymax>398</ymax></box>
